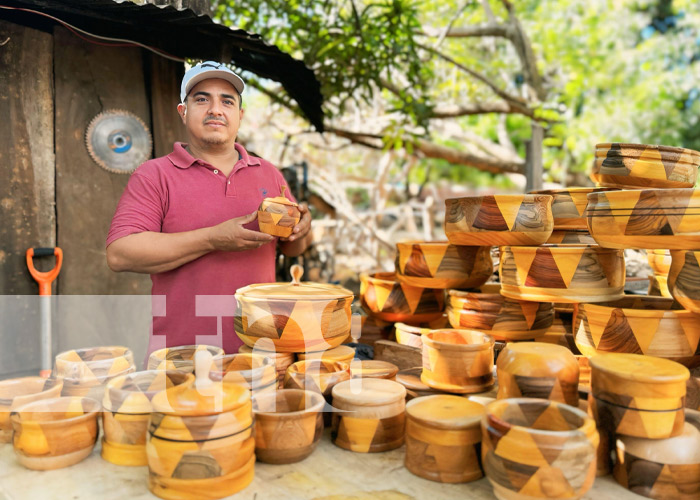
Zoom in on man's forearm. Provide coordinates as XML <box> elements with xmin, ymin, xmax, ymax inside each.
<box><xmin>279</xmin><ymin>231</ymin><xmax>313</xmax><ymax>258</ymax></box>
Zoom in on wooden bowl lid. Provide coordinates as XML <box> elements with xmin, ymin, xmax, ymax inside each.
<box><xmin>617</xmin><ymin>413</ymin><xmax>700</xmax><ymax>465</ymax></box>
<box><xmin>298</xmin><ymin>345</ymin><xmax>355</xmax><ymax>361</ymax></box>
<box><xmin>11</xmin><ymin>396</ymin><xmax>101</xmax><ymax>425</ymax></box>
<box><xmin>501</xmin><ymin>342</ymin><xmax>574</xmax><ymax>358</ymax></box>
<box><xmin>396</xmin><ymin>368</ymin><xmax>435</xmax><ymax>392</ymax></box>
<box><xmin>332</xmin><ymin>378</ymin><xmax>406</xmax><ymax>406</ymax></box>
<box><xmin>237</xmin><ymin>265</ymin><xmax>352</xmax><ymax>300</ymax></box>
<box><xmin>406</xmin><ymin>395</ymin><xmax>485</xmax><ymax>429</ymax></box>
<box><xmin>589</xmin><ymin>353</ymin><xmax>690</xmax><ymax>385</ymax></box>
<box><xmin>260</xmin><ymin>185</ymin><xmax>299</xmax><ymax>208</ymax></box>
<box><xmin>351</xmin><ymin>360</ymin><xmax>399</xmax><ymax>379</ymax></box>
<box><xmin>0</xmin><ymin>377</ymin><xmax>62</xmax><ymax>405</ymax></box>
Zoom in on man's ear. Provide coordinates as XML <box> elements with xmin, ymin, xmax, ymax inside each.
<box><xmin>177</xmin><ymin>103</ymin><xmax>187</xmax><ymax>124</ymax></box>
<box><xmin>239</xmin><ymin>107</ymin><xmax>245</xmax><ymax>121</ymax></box>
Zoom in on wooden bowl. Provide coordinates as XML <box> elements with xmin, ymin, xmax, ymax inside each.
<box><xmin>297</xmin><ymin>345</ymin><xmax>355</xmax><ymax>365</ymax></box>
<box><xmin>481</xmin><ymin>398</ymin><xmax>598</xmax><ymax>500</ymax></box>
<box><xmin>238</xmin><ymin>342</ymin><xmax>295</xmax><ymax>388</ymax></box>
<box><xmin>405</xmin><ymin>395</ymin><xmax>485</xmax><ymax>483</ymax></box>
<box><xmin>574</xmin><ymin>296</ymin><xmax>700</xmax><ymax>367</ymax></box>
<box><xmin>283</xmin><ymin>359</ymin><xmax>351</xmax><ymax>399</ymax></box>
<box><xmin>102</xmin><ymin>370</ymin><xmax>192</xmax><ymax>466</ymax></box>
<box><xmin>499</xmin><ymin>244</ymin><xmax>626</xmax><ymax>303</ymax></box>
<box><xmin>687</xmin><ymin>376</ymin><xmax>700</xmax><ymax>410</ymax></box>
<box><xmin>257</xmin><ymin>185</ymin><xmax>301</xmax><ymax>238</ymax></box>
<box><xmin>496</xmin><ymin>342</ymin><xmax>579</xmax><ymax>407</ymax></box>
<box><xmin>546</xmin><ymin>229</ymin><xmax>596</xmax><ymax>244</ymax></box>
<box><xmin>592</xmin><ymin>143</ymin><xmax>700</xmax><ymax>189</ymax></box>
<box><xmin>395</xmin><ymin>368</ymin><xmax>443</xmax><ymax>400</ymax></box>
<box><xmin>11</xmin><ymin>396</ymin><xmax>101</xmax><ymax>470</ymax></box>
<box><xmin>421</xmin><ymin>329</ymin><xmax>494</xmax><ymax>394</ymax></box>
<box><xmin>395</xmin><ymin>241</ymin><xmax>492</xmax><ymax>289</ymax></box>
<box><xmin>669</xmin><ymin>250</ymin><xmax>700</xmax><ymax>314</ymax></box>
<box><xmin>147</xmin><ymin>345</ymin><xmax>225</xmax><ymax>373</ymax></box>
<box><xmin>613</xmin><ymin>410</ymin><xmax>700</xmax><ymax>499</ymax></box>
<box><xmin>209</xmin><ymin>353</ymin><xmax>277</xmax><ymax>395</ymax></box>
<box><xmin>394</xmin><ymin>322</ymin><xmax>428</xmax><ymax>349</ymax></box>
<box><xmin>446</xmin><ymin>289</ymin><xmax>554</xmax><ymax>341</ymax></box>
<box><xmin>253</xmin><ymin>389</ymin><xmax>324</xmax><ymax>464</ymax></box>
<box><xmin>360</xmin><ymin>271</ymin><xmax>445</xmax><ymax>323</ymax></box>
<box><xmin>648</xmin><ymin>249</ymin><xmax>672</xmax><ymax>276</ymax></box>
<box><xmin>531</xmin><ymin>187</ymin><xmax>617</xmax><ymax>230</ymax></box>
<box><xmin>331</xmin><ymin>378</ymin><xmax>406</xmax><ymax>453</ymax></box>
<box><xmin>54</xmin><ymin>346</ymin><xmax>136</xmax><ymax>400</ymax></box>
<box><xmin>0</xmin><ymin>377</ymin><xmax>62</xmax><ymax>443</ymax></box>
<box><xmin>235</xmin><ymin>265</ymin><xmax>353</xmax><ymax>353</ymax></box>
<box><xmin>648</xmin><ymin>274</ymin><xmax>671</xmax><ymax>298</ymax></box>
<box><xmin>589</xmin><ymin>353</ymin><xmax>689</xmax><ymax>439</ymax></box>
<box><xmin>445</xmin><ymin>194</ymin><xmax>554</xmax><ymax>246</ymax></box>
<box><xmin>585</xmin><ymin>188</ymin><xmax>700</xmax><ymax>249</ymax></box>
<box><xmin>350</xmin><ymin>360</ymin><xmax>399</xmax><ymax>381</ymax></box>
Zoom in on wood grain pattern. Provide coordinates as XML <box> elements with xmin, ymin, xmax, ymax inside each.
<box><xmin>283</xmin><ymin>359</ymin><xmax>351</xmax><ymax>398</ymax></box>
<box><xmin>647</xmin><ymin>249</ymin><xmax>672</xmax><ymax>276</ymax></box>
<box><xmin>360</xmin><ymin>272</ymin><xmax>445</xmax><ymax>323</ymax></box>
<box><xmin>0</xmin><ymin>377</ymin><xmax>62</xmax><ymax>443</ymax></box>
<box><xmin>351</xmin><ymin>360</ymin><xmax>399</xmax><ymax>380</ymax></box>
<box><xmin>238</xmin><ymin>343</ymin><xmax>295</xmax><ymax>388</ymax></box>
<box><xmin>55</xmin><ymin>346</ymin><xmax>136</xmax><ymax>399</ymax></box>
<box><xmin>546</xmin><ymin>230</ymin><xmax>597</xmax><ymax>244</ymax></box>
<box><xmin>532</xmin><ymin>187</ymin><xmax>616</xmax><ymax>230</ymax></box>
<box><xmin>209</xmin><ymin>354</ymin><xmax>277</xmax><ymax>395</ymax></box>
<box><xmin>669</xmin><ymin>250</ymin><xmax>700</xmax><ymax>314</ymax></box>
<box><xmin>394</xmin><ymin>322</ymin><xmax>427</xmax><ymax>349</ymax></box>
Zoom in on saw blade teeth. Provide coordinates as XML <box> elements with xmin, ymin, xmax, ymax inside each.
<box><xmin>85</xmin><ymin>109</ymin><xmax>152</xmax><ymax>174</ymax></box>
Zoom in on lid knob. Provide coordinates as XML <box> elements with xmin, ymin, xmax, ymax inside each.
<box><xmin>290</xmin><ymin>264</ymin><xmax>303</xmax><ymax>285</ymax></box>
<box><xmin>194</xmin><ymin>349</ymin><xmax>214</xmax><ymax>391</ymax></box>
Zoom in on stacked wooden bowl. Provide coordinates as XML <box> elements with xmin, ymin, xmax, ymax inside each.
<box><xmin>53</xmin><ymin>346</ymin><xmax>135</xmax><ymax>400</ymax></box>
<box><xmin>0</xmin><ymin>377</ymin><xmax>62</xmax><ymax>443</ymax></box>
<box><xmin>360</xmin><ymin>271</ymin><xmax>444</xmax><ymax>324</ymax></box>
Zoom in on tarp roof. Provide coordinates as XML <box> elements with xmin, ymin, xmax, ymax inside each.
<box><xmin>1</xmin><ymin>0</ymin><xmax>324</xmax><ymax>130</ymax></box>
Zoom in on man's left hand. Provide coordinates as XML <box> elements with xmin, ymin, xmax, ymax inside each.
<box><xmin>280</xmin><ymin>203</ymin><xmax>311</xmax><ymax>242</ymax></box>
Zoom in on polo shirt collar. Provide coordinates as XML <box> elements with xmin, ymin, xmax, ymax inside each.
<box><xmin>168</xmin><ymin>142</ymin><xmax>261</xmax><ymax>169</ymax></box>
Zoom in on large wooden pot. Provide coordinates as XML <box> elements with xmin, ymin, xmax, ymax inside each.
<box><xmin>209</xmin><ymin>353</ymin><xmax>277</xmax><ymax>395</ymax></box>
<box><xmin>238</xmin><ymin>342</ymin><xmax>295</xmax><ymax>388</ymax></box>
<box><xmin>531</xmin><ymin>187</ymin><xmax>617</xmax><ymax>230</ymax></box>
<box><xmin>405</xmin><ymin>395</ymin><xmax>485</xmax><ymax>483</ymax></box>
<box><xmin>257</xmin><ymin>185</ymin><xmax>300</xmax><ymax>238</ymax></box>
<box><xmin>0</xmin><ymin>377</ymin><xmax>62</xmax><ymax>443</ymax></box>
<box><xmin>253</xmin><ymin>389</ymin><xmax>324</xmax><ymax>464</ymax></box>
<box><xmin>54</xmin><ymin>346</ymin><xmax>135</xmax><ymax>400</ymax></box>
<box><xmin>421</xmin><ymin>329</ymin><xmax>494</xmax><ymax>394</ymax></box>
<box><xmin>668</xmin><ymin>249</ymin><xmax>700</xmax><ymax>313</ymax></box>
<box><xmin>481</xmin><ymin>398</ymin><xmax>598</xmax><ymax>500</ymax></box>
<box><xmin>102</xmin><ymin>370</ymin><xmax>193</xmax><ymax>466</ymax></box>
<box><xmin>147</xmin><ymin>345</ymin><xmax>225</xmax><ymax>373</ymax></box>
<box><xmin>395</xmin><ymin>241</ymin><xmax>492</xmax><ymax>289</ymax></box>
<box><xmin>445</xmin><ymin>194</ymin><xmax>554</xmax><ymax>246</ymax></box>
<box><xmin>574</xmin><ymin>296</ymin><xmax>700</xmax><ymax>367</ymax></box>
<box><xmin>360</xmin><ymin>271</ymin><xmax>445</xmax><ymax>323</ymax></box>
<box><xmin>499</xmin><ymin>244</ymin><xmax>625</xmax><ymax>303</ymax></box>
<box><xmin>11</xmin><ymin>396</ymin><xmax>101</xmax><ymax>470</ymax></box>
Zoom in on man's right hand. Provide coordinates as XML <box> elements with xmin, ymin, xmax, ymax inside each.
<box><xmin>207</xmin><ymin>211</ymin><xmax>275</xmax><ymax>252</ymax></box>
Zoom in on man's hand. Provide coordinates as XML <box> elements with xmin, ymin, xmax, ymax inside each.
<box><xmin>207</xmin><ymin>211</ymin><xmax>275</xmax><ymax>252</ymax></box>
<box><xmin>280</xmin><ymin>203</ymin><xmax>311</xmax><ymax>243</ymax></box>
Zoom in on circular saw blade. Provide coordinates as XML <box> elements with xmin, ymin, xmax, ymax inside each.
<box><xmin>85</xmin><ymin>109</ymin><xmax>152</xmax><ymax>174</ymax></box>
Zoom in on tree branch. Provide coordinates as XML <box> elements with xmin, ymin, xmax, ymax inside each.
<box><xmin>433</xmin><ymin>2</ymin><xmax>473</xmax><ymax>49</ymax></box>
<box><xmin>431</xmin><ymin>101</ymin><xmax>534</xmax><ymax>119</ymax></box>
<box><xmin>420</xmin><ymin>24</ymin><xmax>509</xmax><ymax>38</ymax></box>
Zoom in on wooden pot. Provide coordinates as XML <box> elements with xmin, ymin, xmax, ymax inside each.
<box><xmin>592</xmin><ymin>143</ymin><xmax>700</xmax><ymax>189</ymax></box>
<box><xmin>405</xmin><ymin>395</ymin><xmax>485</xmax><ymax>483</ymax></box>
<box><xmin>481</xmin><ymin>398</ymin><xmax>598</xmax><ymax>500</ymax></box>
<box><xmin>350</xmin><ymin>360</ymin><xmax>399</xmax><ymax>381</ymax></box>
<box><xmin>253</xmin><ymin>389</ymin><xmax>324</xmax><ymax>464</ymax></box>
<box><xmin>444</xmin><ymin>194</ymin><xmax>554</xmax><ymax>246</ymax></box>
<box><xmin>574</xmin><ymin>296</ymin><xmax>700</xmax><ymax>367</ymax></box>
<box><xmin>238</xmin><ymin>342</ymin><xmax>295</xmax><ymax>388</ymax></box>
<box><xmin>360</xmin><ymin>271</ymin><xmax>445</xmax><ymax>323</ymax></box>
<box><xmin>531</xmin><ymin>187</ymin><xmax>617</xmax><ymax>230</ymax></box>
<box><xmin>331</xmin><ymin>378</ymin><xmax>406</xmax><ymax>453</ymax></box>
<box><xmin>11</xmin><ymin>396</ymin><xmax>101</xmax><ymax>470</ymax></box>
<box><xmin>447</xmin><ymin>289</ymin><xmax>554</xmax><ymax>341</ymax></box>
<box><xmin>395</xmin><ymin>241</ymin><xmax>492</xmax><ymax>289</ymax></box>
<box><xmin>235</xmin><ymin>265</ymin><xmax>353</xmax><ymax>353</ymax></box>
<box><xmin>395</xmin><ymin>368</ymin><xmax>443</xmax><ymax>400</ymax></box>
<box><xmin>257</xmin><ymin>185</ymin><xmax>301</xmax><ymax>238</ymax></box>
<box><xmin>499</xmin><ymin>244</ymin><xmax>626</xmax><ymax>303</ymax></box>
<box><xmin>589</xmin><ymin>353</ymin><xmax>689</xmax><ymax>439</ymax></box>
<box><xmin>102</xmin><ymin>370</ymin><xmax>193</xmax><ymax>466</ymax></box>
<box><xmin>0</xmin><ymin>377</ymin><xmax>62</xmax><ymax>443</ymax></box>
<box><xmin>496</xmin><ymin>342</ymin><xmax>579</xmax><ymax>407</ymax></box>
<box><xmin>297</xmin><ymin>345</ymin><xmax>355</xmax><ymax>365</ymax></box>
<box><xmin>585</xmin><ymin>188</ymin><xmax>700</xmax><ymax>249</ymax></box>
<box><xmin>669</xmin><ymin>249</ymin><xmax>700</xmax><ymax>314</ymax></box>
<box><xmin>546</xmin><ymin>230</ymin><xmax>596</xmax><ymax>245</ymax></box>
<box><xmin>54</xmin><ymin>346</ymin><xmax>136</xmax><ymax>400</ymax></box>
<box><xmin>421</xmin><ymin>329</ymin><xmax>494</xmax><ymax>394</ymax></box>
<box><xmin>209</xmin><ymin>353</ymin><xmax>277</xmax><ymax>395</ymax></box>
<box><xmin>283</xmin><ymin>359</ymin><xmax>351</xmax><ymax>398</ymax></box>
<box><xmin>147</xmin><ymin>345</ymin><xmax>225</xmax><ymax>373</ymax></box>
<box><xmin>613</xmin><ymin>410</ymin><xmax>700</xmax><ymax>499</ymax></box>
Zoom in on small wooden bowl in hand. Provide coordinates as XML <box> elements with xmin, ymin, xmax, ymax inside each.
<box><xmin>257</xmin><ymin>185</ymin><xmax>301</xmax><ymax>238</ymax></box>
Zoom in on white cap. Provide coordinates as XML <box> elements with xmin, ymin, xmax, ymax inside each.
<box><xmin>180</xmin><ymin>61</ymin><xmax>245</xmax><ymax>103</ymax></box>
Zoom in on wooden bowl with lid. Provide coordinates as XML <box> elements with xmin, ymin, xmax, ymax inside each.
<box><xmin>669</xmin><ymin>249</ymin><xmax>700</xmax><ymax>314</ymax></box>
<box><xmin>574</xmin><ymin>296</ymin><xmax>700</xmax><ymax>367</ymax></box>
<box><xmin>499</xmin><ymin>244</ymin><xmax>626</xmax><ymax>303</ymax></box>
<box><xmin>0</xmin><ymin>377</ymin><xmax>62</xmax><ymax>443</ymax></box>
<box><xmin>592</xmin><ymin>143</ymin><xmax>700</xmax><ymax>189</ymax></box>
<box><xmin>283</xmin><ymin>359</ymin><xmax>351</xmax><ymax>398</ymax></box>
<box><xmin>360</xmin><ymin>271</ymin><xmax>445</xmax><ymax>323</ymax></box>
<box><xmin>589</xmin><ymin>353</ymin><xmax>689</xmax><ymax>439</ymax></box>
<box><xmin>481</xmin><ymin>397</ymin><xmax>598</xmax><ymax>500</ymax></box>
<box><xmin>444</xmin><ymin>194</ymin><xmax>554</xmax><ymax>246</ymax></box>
<box><xmin>235</xmin><ymin>265</ymin><xmax>353</xmax><ymax>353</ymax></box>
<box><xmin>257</xmin><ymin>185</ymin><xmax>301</xmax><ymax>238</ymax></box>
<box><xmin>531</xmin><ymin>187</ymin><xmax>617</xmax><ymax>230</ymax></box>
<box><xmin>11</xmin><ymin>396</ymin><xmax>101</xmax><ymax>470</ymax></box>
<box><xmin>54</xmin><ymin>346</ymin><xmax>136</xmax><ymax>400</ymax></box>
<box><xmin>209</xmin><ymin>353</ymin><xmax>277</xmax><ymax>395</ymax></box>
<box><xmin>252</xmin><ymin>389</ymin><xmax>324</xmax><ymax>464</ymax></box>
<box><xmin>147</xmin><ymin>345</ymin><xmax>225</xmax><ymax>373</ymax></box>
<box><xmin>405</xmin><ymin>395</ymin><xmax>485</xmax><ymax>483</ymax></box>
<box><xmin>350</xmin><ymin>360</ymin><xmax>399</xmax><ymax>381</ymax></box>
<box><xmin>395</xmin><ymin>241</ymin><xmax>492</xmax><ymax>289</ymax></box>
<box><xmin>421</xmin><ymin>329</ymin><xmax>494</xmax><ymax>394</ymax></box>
<box><xmin>496</xmin><ymin>342</ymin><xmax>579</xmax><ymax>407</ymax></box>
<box><xmin>331</xmin><ymin>378</ymin><xmax>406</xmax><ymax>453</ymax></box>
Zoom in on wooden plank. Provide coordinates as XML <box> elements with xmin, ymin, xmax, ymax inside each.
<box><xmin>373</xmin><ymin>340</ymin><xmax>422</xmax><ymax>369</ymax></box>
<box><xmin>147</xmin><ymin>53</ymin><xmax>185</xmax><ymax>158</ymax></box>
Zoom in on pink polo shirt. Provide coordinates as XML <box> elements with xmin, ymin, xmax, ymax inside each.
<box><xmin>107</xmin><ymin>142</ymin><xmax>293</xmax><ymax>355</ymax></box>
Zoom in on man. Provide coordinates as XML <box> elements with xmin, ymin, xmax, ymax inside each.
<box><xmin>106</xmin><ymin>61</ymin><xmax>312</xmax><ymax>354</ymax></box>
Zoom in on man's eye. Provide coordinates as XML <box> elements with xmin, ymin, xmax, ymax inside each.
<box><xmin>223</xmin><ymin>100</ymin><xmax>234</xmax><ymax>105</ymax></box>
<box><xmin>195</xmin><ymin>97</ymin><xmax>207</xmax><ymax>102</ymax></box>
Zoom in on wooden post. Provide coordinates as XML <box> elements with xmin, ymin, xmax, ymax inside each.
<box><xmin>525</xmin><ymin>122</ymin><xmax>543</xmax><ymax>192</ymax></box>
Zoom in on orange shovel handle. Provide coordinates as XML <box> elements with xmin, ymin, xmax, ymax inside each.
<box><xmin>26</xmin><ymin>247</ymin><xmax>63</xmax><ymax>296</ymax></box>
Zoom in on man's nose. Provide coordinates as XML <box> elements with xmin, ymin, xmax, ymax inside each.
<box><xmin>207</xmin><ymin>99</ymin><xmax>224</xmax><ymax>115</ymax></box>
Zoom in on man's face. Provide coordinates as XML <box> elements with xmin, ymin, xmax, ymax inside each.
<box><xmin>177</xmin><ymin>78</ymin><xmax>244</xmax><ymax>148</ymax></box>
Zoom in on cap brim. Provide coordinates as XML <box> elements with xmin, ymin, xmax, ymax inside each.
<box><xmin>183</xmin><ymin>70</ymin><xmax>245</xmax><ymax>100</ymax></box>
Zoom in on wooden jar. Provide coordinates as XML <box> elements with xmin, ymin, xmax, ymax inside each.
<box><xmin>496</xmin><ymin>342</ymin><xmax>579</xmax><ymax>407</ymax></box>
<box><xmin>54</xmin><ymin>346</ymin><xmax>135</xmax><ymax>400</ymax></box>
<box><xmin>257</xmin><ymin>185</ymin><xmax>301</xmax><ymax>238</ymax></box>
<box><xmin>669</xmin><ymin>249</ymin><xmax>700</xmax><ymax>313</ymax></box>
<box><xmin>405</xmin><ymin>395</ymin><xmax>485</xmax><ymax>483</ymax></box>
<box><xmin>421</xmin><ymin>329</ymin><xmax>494</xmax><ymax>394</ymax></box>
<box><xmin>283</xmin><ymin>359</ymin><xmax>351</xmax><ymax>398</ymax></box>
<box><xmin>360</xmin><ymin>271</ymin><xmax>445</xmax><ymax>323</ymax></box>
<box><xmin>350</xmin><ymin>360</ymin><xmax>399</xmax><ymax>380</ymax></box>
<box><xmin>253</xmin><ymin>389</ymin><xmax>324</xmax><ymax>464</ymax></box>
<box><xmin>10</xmin><ymin>396</ymin><xmax>101</xmax><ymax>470</ymax></box>
<box><xmin>499</xmin><ymin>244</ymin><xmax>626</xmax><ymax>303</ymax></box>
<box><xmin>297</xmin><ymin>345</ymin><xmax>355</xmax><ymax>365</ymax></box>
<box><xmin>0</xmin><ymin>377</ymin><xmax>62</xmax><ymax>443</ymax></box>
<box><xmin>444</xmin><ymin>194</ymin><xmax>554</xmax><ymax>246</ymax></box>
<box><xmin>613</xmin><ymin>410</ymin><xmax>700</xmax><ymax>499</ymax></box>
<box><xmin>209</xmin><ymin>353</ymin><xmax>277</xmax><ymax>395</ymax></box>
<box><xmin>482</xmin><ymin>398</ymin><xmax>599</xmax><ymax>500</ymax></box>
<box><xmin>589</xmin><ymin>353</ymin><xmax>689</xmax><ymax>439</ymax></box>
<box><xmin>395</xmin><ymin>241</ymin><xmax>492</xmax><ymax>289</ymax></box>
<box><xmin>331</xmin><ymin>378</ymin><xmax>406</xmax><ymax>453</ymax></box>
<box><xmin>147</xmin><ymin>345</ymin><xmax>225</xmax><ymax>372</ymax></box>
<box><xmin>238</xmin><ymin>341</ymin><xmax>295</xmax><ymax>387</ymax></box>
<box><xmin>102</xmin><ymin>370</ymin><xmax>193</xmax><ymax>466</ymax></box>
<box><xmin>396</xmin><ymin>368</ymin><xmax>443</xmax><ymax>400</ymax></box>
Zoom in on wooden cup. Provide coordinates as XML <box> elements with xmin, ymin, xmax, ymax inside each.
<box><xmin>0</xmin><ymin>377</ymin><xmax>63</xmax><ymax>443</ymax></box>
<box><xmin>54</xmin><ymin>346</ymin><xmax>136</xmax><ymax>400</ymax></box>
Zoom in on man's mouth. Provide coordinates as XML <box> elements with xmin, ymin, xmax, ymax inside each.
<box><xmin>204</xmin><ymin>120</ymin><xmax>227</xmax><ymax>127</ymax></box>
